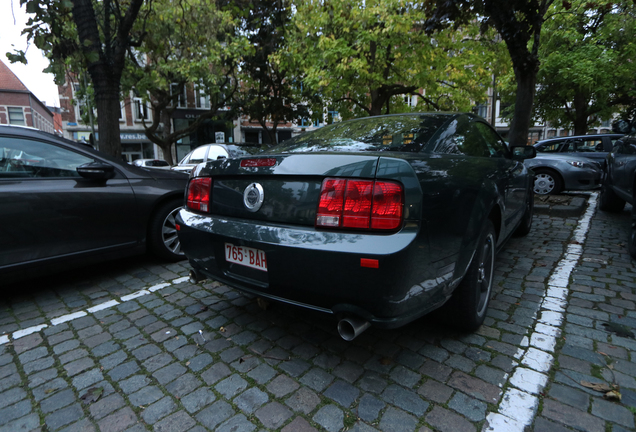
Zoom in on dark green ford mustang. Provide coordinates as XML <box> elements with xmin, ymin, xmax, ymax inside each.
<box><xmin>176</xmin><ymin>113</ymin><xmax>536</xmax><ymax>340</ymax></box>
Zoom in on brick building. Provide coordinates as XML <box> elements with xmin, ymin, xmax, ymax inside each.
<box><xmin>0</xmin><ymin>59</ymin><xmax>56</xmax><ymax>133</ymax></box>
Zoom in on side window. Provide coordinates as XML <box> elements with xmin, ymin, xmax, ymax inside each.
<box><xmin>576</xmin><ymin>139</ymin><xmax>603</xmax><ymax>153</ymax></box>
<box><xmin>474</xmin><ymin>122</ymin><xmax>508</xmax><ymax>158</ymax></box>
<box><xmin>0</xmin><ymin>137</ymin><xmax>93</xmax><ymax>179</ymax></box>
<box><xmin>536</xmin><ymin>142</ymin><xmax>562</xmax><ymax>153</ymax></box>
<box><xmin>187</xmin><ymin>146</ymin><xmax>208</xmax><ymax>164</ymax></box>
<box><xmin>206</xmin><ymin>146</ymin><xmax>229</xmax><ymax>161</ymax></box>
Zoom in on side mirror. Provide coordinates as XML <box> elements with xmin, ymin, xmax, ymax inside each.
<box><xmin>77</xmin><ymin>161</ymin><xmax>115</xmax><ymax>180</ymax></box>
<box><xmin>510</xmin><ymin>145</ymin><xmax>536</xmax><ymax>160</ymax></box>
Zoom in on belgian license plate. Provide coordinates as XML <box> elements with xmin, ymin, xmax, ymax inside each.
<box><xmin>224</xmin><ymin>243</ymin><xmax>267</xmax><ymax>272</ymax></box>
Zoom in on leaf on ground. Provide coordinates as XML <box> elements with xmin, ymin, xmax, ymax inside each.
<box><xmin>220</xmin><ymin>326</ymin><xmax>226</xmax><ymax>333</ymax></box>
<box><xmin>604</xmin><ymin>390</ymin><xmax>622</xmax><ymax>401</ymax></box>
<box><xmin>380</xmin><ymin>357</ymin><xmax>393</xmax><ymax>366</ymax></box>
<box><xmin>602</xmin><ymin>322</ymin><xmax>635</xmax><ymax>339</ymax></box>
<box><xmin>80</xmin><ymin>387</ymin><xmax>104</xmax><ymax>404</ymax></box>
<box><xmin>580</xmin><ymin>381</ymin><xmax>612</xmax><ymax>392</ymax></box>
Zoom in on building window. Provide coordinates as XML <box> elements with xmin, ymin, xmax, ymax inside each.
<box><xmin>170</xmin><ymin>83</ymin><xmax>187</xmax><ymax>108</ymax></box>
<box><xmin>8</xmin><ymin>107</ymin><xmax>25</xmax><ymax>125</ymax></box>
<box><xmin>133</xmin><ymin>90</ymin><xmax>149</xmax><ymax>122</ymax></box>
<box><xmin>195</xmin><ymin>85</ymin><xmax>210</xmax><ymax>109</ymax></box>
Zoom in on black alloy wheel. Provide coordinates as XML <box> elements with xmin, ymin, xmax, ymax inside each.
<box><xmin>451</xmin><ymin>220</ymin><xmax>496</xmax><ymax>331</ymax></box>
<box><xmin>148</xmin><ymin>199</ymin><xmax>185</xmax><ymax>261</ymax></box>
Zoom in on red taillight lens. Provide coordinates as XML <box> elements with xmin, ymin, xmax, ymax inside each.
<box><xmin>371</xmin><ymin>181</ymin><xmax>403</xmax><ymax>230</ymax></box>
<box><xmin>186</xmin><ymin>178</ymin><xmax>212</xmax><ymax>212</ymax></box>
<box><xmin>316</xmin><ymin>178</ymin><xmax>403</xmax><ymax>231</ymax></box>
<box><xmin>316</xmin><ymin>179</ymin><xmax>346</xmax><ymax>227</ymax></box>
<box><xmin>240</xmin><ymin>158</ymin><xmax>277</xmax><ymax>167</ymax></box>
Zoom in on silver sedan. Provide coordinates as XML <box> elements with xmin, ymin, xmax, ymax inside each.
<box><xmin>524</xmin><ymin>153</ymin><xmax>602</xmax><ymax>195</ymax></box>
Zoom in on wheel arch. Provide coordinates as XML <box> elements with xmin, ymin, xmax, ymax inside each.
<box><xmin>144</xmin><ymin>193</ymin><xmax>185</xmax><ymax>242</ymax></box>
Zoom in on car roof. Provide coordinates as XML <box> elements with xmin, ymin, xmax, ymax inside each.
<box><xmin>534</xmin><ymin>134</ymin><xmax>624</xmax><ymax>146</ymax></box>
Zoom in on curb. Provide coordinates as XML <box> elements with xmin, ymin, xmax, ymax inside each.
<box><xmin>534</xmin><ymin>196</ymin><xmax>587</xmax><ymax>218</ymax></box>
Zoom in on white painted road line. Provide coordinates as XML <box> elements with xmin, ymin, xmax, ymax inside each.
<box><xmin>484</xmin><ymin>192</ymin><xmax>598</xmax><ymax>432</ymax></box>
<box><xmin>0</xmin><ymin>275</ymin><xmax>191</xmax><ymax>346</ymax></box>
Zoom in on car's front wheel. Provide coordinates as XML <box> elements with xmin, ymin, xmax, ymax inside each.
<box><xmin>148</xmin><ymin>199</ymin><xmax>185</xmax><ymax>261</ymax></box>
<box><xmin>451</xmin><ymin>220</ymin><xmax>496</xmax><ymax>331</ymax></box>
<box><xmin>598</xmin><ymin>179</ymin><xmax>625</xmax><ymax>212</ymax></box>
<box><xmin>533</xmin><ymin>168</ymin><xmax>563</xmax><ymax>195</ymax></box>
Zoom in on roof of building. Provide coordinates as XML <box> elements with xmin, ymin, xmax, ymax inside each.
<box><xmin>0</xmin><ymin>59</ymin><xmax>29</xmax><ymax>92</ymax></box>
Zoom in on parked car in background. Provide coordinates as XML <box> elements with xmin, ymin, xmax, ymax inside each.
<box><xmin>132</xmin><ymin>159</ymin><xmax>172</xmax><ymax>170</ymax></box>
<box><xmin>533</xmin><ymin>134</ymin><xmax>623</xmax><ymax>166</ymax></box>
<box><xmin>177</xmin><ymin>113</ymin><xmax>536</xmax><ymax>340</ymax></box>
<box><xmin>172</xmin><ymin>143</ymin><xmax>261</xmax><ymax>173</ymax></box>
<box><xmin>0</xmin><ymin>125</ymin><xmax>189</xmax><ymax>283</ymax></box>
<box><xmin>599</xmin><ymin>120</ymin><xmax>636</xmax><ymax>258</ymax></box>
<box><xmin>524</xmin><ymin>153</ymin><xmax>602</xmax><ymax>195</ymax></box>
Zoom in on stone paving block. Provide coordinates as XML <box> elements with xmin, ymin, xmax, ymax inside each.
<box><xmin>419</xmin><ymin>345</ymin><xmax>450</xmax><ymax>363</ymax></box>
<box><xmin>312</xmin><ymin>404</ymin><xmax>344</xmax><ymax>432</ymax></box>
<box><xmin>447</xmin><ymin>371</ymin><xmax>501</xmax><ymax>404</ymax></box>
<box><xmin>45</xmin><ymin>403</ymin><xmax>84</xmax><ymax>431</ymax></box>
<box><xmin>234</xmin><ymin>387</ymin><xmax>269</xmax><ymax>414</ymax></box>
<box><xmin>165</xmin><ymin>373</ymin><xmax>202</xmax><ymax>398</ymax></box>
<box><xmin>267</xmin><ymin>374</ymin><xmax>299</xmax><ymax>398</ymax></box>
<box><xmin>128</xmin><ymin>385</ymin><xmax>164</xmax><ymax>407</ymax></box>
<box><xmin>532</xmin><ymin>416</ymin><xmax>576</xmax><ymax>432</ymax></box>
<box><xmin>64</xmin><ymin>357</ymin><xmax>95</xmax><ymax>377</ymax></box>
<box><xmin>0</xmin><ymin>413</ymin><xmax>40</xmax><ymax>432</ymax></box>
<box><xmin>389</xmin><ymin>365</ymin><xmax>421</xmax><ymax>388</ymax></box>
<box><xmin>357</xmin><ymin>393</ymin><xmax>385</xmax><ymax>422</ymax></box>
<box><xmin>141</xmin><ymin>396</ymin><xmax>177</xmax><ymax>424</ymax></box>
<box><xmin>142</xmin><ymin>352</ymin><xmax>173</xmax><ymax>372</ymax></box>
<box><xmin>591</xmin><ymin>398</ymin><xmax>635</xmax><ymax>428</ymax></box>
<box><xmin>0</xmin><ymin>387</ymin><xmax>27</xmax><ymax>407</ymax></box>
<box><xmin>26</xmin><ymin>368</ymin><xmax>55</xmax><ymax>389</ymax></box>
<box><xmin>281</xmin><ymin>417</ymin><xmax>318</xmax><ymax>432</ymax></box>
<box><xmin>246</xmin><ymin>363</ymin><xmax>276</xmax><ymax>385</ymax></box>
<box><xmin>97</xmin><ymin>406</ymin><xmax>138</xmax><ymax>432</ymax></box>
<box><xmin>201</xmin><ymin>362</ymin><xmax>232</xmax><ymax>385</ymax></box>
<box><xmin>381</xmin><ymin>384</ymin><xmax>428</xmax><ymax>416</ymax></box>
<box><xmin>0</xmin><ymin>399</ymin><xmax>32</xmax><ymax>426</ymax></box>
<box><xmin>39</xmin><ymin>388</ymin><xmax>76</xmax><ymax>414</ymax></box>
<box><xmin>18</xmin><ymin>346</ymin><xmax>49</xmax><ymax>363</ymax></box>
<box><xmin>108</xmin><ymin>361</ymin><xmax>140</xmax><ymax>381</ymax></box>
<box><xmin>448</xmin><ymin>391</ymin><xmax>487</xmax><ymax>422</ymax></box>
<box><xmin>92</xmin><ymin>341</ymin><xmax>120</xmax><ymax>358</ymax></box>
<box><xmin>72</xmin><ymin>368</ymin><xmax>104</xmax><ymax>391</ymax></box>
<box><xmin>153</xmin><ymin>410</ymin><xmax>196</xmax><ymax>432</ymax></box>
<box><xmin>216</xmin><ymin>374</ymin><xmax>249</xmax><ymax>399</ymax></box>
<box><xmin>299</xmin><ymin>367</ymin><xmax>335</xmax><ymax>392</ymax></box>
<box><xmin>216</xmin><ymin>414</ymin><xmax>257</xmax><ymax>432</ymax></box>
<box><xmin>426</xmin><ymin>405</ymin><xmax>475</xmax><ymax>432</ymax></box>
<box><xmin>417</xmin><ymin>379</ymin><xmax>454</xmax><ymax>403</ymax></box>
<box><xmin>195</xmin><ymin>400</ymin><xmax>234</xmax><ymax>430</ymax></box>
<box><xmin>89</xmin><ymin>393</ymin><xmax>126</xmax><ymax>420</ymax></box>
<box><xmin>279</xmin><ymin>358</ymin><xmax>311</xmax><ymax>377</ymax></box>
<box><xmin>542</xmin><ymin>399</ymin><xmax>605</xmax><ymax>432</ymax></box>
<box><xmin>153</xmin><ymin>362</ymin><xmax>186</xmax><ymax>385</ymax></box>
<box><xmin>285</xmin><ymin>387</ymin><xmax>320</xmax><ymax>415</ymax></box>
<box><xmin>379</xmin><ymin>407</ymin><xmax>418</xmax><ymax>432</ymax></box>
<box><xmin>13</xmin><ymin>333</ymin><xmax>43</xmax><ymax>354</ymax></box>
<box><xmin>23</xmin><ymin>356</ymin><xmax>54</xmax><ymax>374</ymax></box>
<box><xmin>419</xmin><ymin>359</ymin><xmax>453</xmax><ymax>382</ymax></box>
<box><xmin>181</xmin><ymin>387</ymin><xmax>216</xmax><ymax>414</ymax></box>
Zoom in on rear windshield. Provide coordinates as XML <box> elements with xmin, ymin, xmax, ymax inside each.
<box><xmin>270</xmin><ymin>114</ymin><xmax>450</xmax><ymax>153</ymax></box>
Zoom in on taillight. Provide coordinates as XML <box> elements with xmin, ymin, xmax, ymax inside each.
<box><xmin>186</xmin><ymin>178</ymin><xmax>212</xmax><ymax>212</ymax></box>
<box><xmin>316</xmin><ymin>178</ymin><xmax>403</xmax><ymax>230</ymax></box>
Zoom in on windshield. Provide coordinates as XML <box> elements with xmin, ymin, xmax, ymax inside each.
<box><xmin>270</xmin><ymin>114</ymin><xmax>451</xmax><ymax>153</ymax></box>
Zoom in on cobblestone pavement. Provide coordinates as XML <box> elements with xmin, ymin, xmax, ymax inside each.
<box><xmin>2</xmin><ymin>193</ymin><xmax>636</xmax><ymax>432</ymax></box>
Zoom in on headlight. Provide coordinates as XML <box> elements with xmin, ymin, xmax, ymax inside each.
<box><xmin>567</xmin><ymin>160</ymin><xmax>588</xmax><ymax>168</ymax></box>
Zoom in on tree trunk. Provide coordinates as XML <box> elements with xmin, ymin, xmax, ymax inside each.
<box><xmin>92</xmin><ymin>77</ymin><xmax>123</xmax><ymax>158</ymax></box>
<box><xmin>508</xmin><ymin>68</ymin><xmax>537</xmax><ymax>147</ymax></box>
<box><xmin>572</xmin><ymin>92</ymin><xmax>589</xmax><ymax>135</ymax></box>
<box><xmin>160</xmin><ymin>110</ymin><xmax>175</xmax><ymax>165</ymax></box>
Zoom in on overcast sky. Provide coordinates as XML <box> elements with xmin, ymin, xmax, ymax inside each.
<box><xmin>2</xmin><ymin>1</ymin><xmax>60</xmax><ymax>107</ymax></box>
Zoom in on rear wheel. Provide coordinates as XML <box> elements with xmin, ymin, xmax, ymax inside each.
<box><xmin>514</xmin><ymin>190</ymin><xmax>534</xmax><ymax>237</ymax></box>
<box><xmin>450</xmin><ymin>220</ymin><xmax>496</xmax><ymax>331</ymax></box>
<box><xmin>598</xmin><ymin>180</ymin><xmax>625</xmax><ymax>212</ymax></box>
<box><xmin>148</xmin><ymin>199</ymin><xmax>185</xmax><ymax>261</ymax></box>
<box><xmin>533</xmin><ymin>168</ymin><xmax>563</xmax><ymax>195</ymax></box>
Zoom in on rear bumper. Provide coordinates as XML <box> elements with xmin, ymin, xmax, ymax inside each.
<box><xmin>177</xmin><ymin>209</ymin><xmax>450</xmax><ymax>329</ymax></box>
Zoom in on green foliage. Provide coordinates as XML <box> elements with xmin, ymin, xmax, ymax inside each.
<box><xmin>530</xmin><ymin>0</ymin><xmax>636</xmax><ymax>133</ymax></box>
<box><xmin>277</xmin><ymin>0</ymin><xmax>504</xmax><ymax>120</ymax></box>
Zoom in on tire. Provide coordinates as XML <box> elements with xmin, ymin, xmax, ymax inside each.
<box><xmin>533</xmin><ymin>168</ymin><xmax>563</xmax><ymax>195</ymax></box>
<box><xmin>630</xmin><ymin>199</ymin><xmax>636</xmax><ymax>260</ymax></box>
<box><xmin>514</xmin><ymin>189</ymin><xmax>534</xmax><ymax>237</ymax></box>
<box><xmin>450</xmin><ymin>220</ymin><xmax>496</xmax><ymax>331</ymax></box>
<box><xmin>148</xmin><ymin>199</ymin><xmax>185</xmax><ymax>261</ymax></box>
<box><xmin>598</xmin><ymin>180</ymin><xmax>625</xmax><ymax>212</ymax></box>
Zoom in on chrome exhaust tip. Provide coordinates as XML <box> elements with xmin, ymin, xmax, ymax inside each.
<box><xmin>189</xmin><ymin>269</ymin><xmax>205</xmax><ymax>284</ymax></box>
<box><xmin>337</xmin><ymin>317</ymin><xmax>371</xmax><ymax>341</ymax></box>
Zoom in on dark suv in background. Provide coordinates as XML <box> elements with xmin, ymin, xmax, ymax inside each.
<box><xmin>599</xmin><ymin>121</ymin><xmax>636</xmax><ymax>257</ymax></box>
<box><xmin>534</xmin><ymin>133</ymin><xmax>624</xmax><ymax>165</ymax></box>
